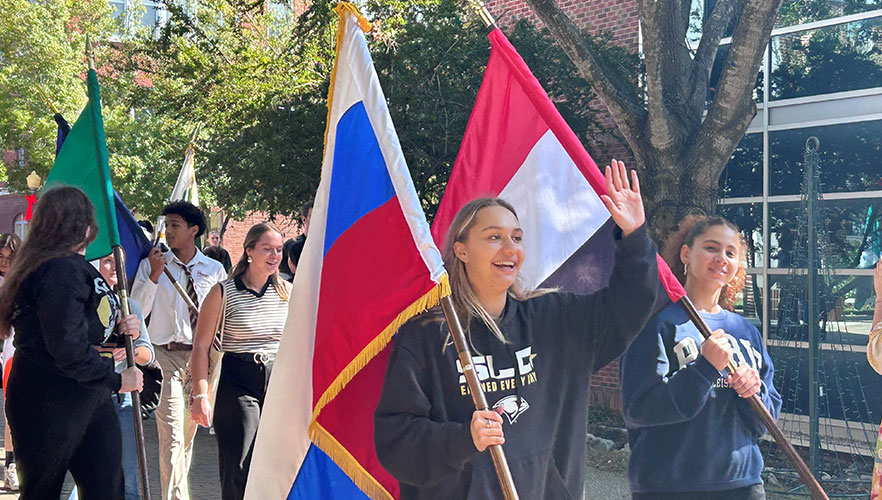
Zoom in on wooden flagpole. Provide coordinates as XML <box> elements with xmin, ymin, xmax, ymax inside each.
<box><xmin>439</xmin><ymin>296</ymin><xmax>519</xmax><ymax>500</ymax></box>
<box><xmin>86</xmin><ymin>34</ymin><xmax>152</xmax><ymax>500</ymax></box>
<box><xmin>678</xmin><ymin>296</ymin><xmax>829</xmax><ymax>500</ymax></box>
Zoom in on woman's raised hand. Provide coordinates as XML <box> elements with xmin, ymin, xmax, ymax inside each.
<box><xmin>600</xmin><ymin>159</ymin><xmax>645</xmax><ymax>237</ymax></box>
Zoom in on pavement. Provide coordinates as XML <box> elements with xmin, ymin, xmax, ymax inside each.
<box><xmin>0</xmin><ymin>395</ymin><xmax>222</xmax><ymax>500</ymax></box>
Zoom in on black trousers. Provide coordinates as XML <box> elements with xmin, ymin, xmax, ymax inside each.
<box><xmin>214</xmin><ymin>353</ymin><xmax>273</xmax><ymax>500</ymax></box>
<box><xmin>6</xmin><ymin>356</ymin><xmax>123</xmax><ymax>500</ymax></box>
<box><xmin>633</xmin><ymin>484</ymin><xmax>765</xmax><ymax>500</ymax></box>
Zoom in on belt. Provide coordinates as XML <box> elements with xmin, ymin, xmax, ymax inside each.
<box><xmin>225</xmin><ymin>351</ymin><xmax>275</xmax><ymax>365</ymax></box>
<box><xmin>160</xmin><ymin>342</ymin><xmax>192</xmax><ymax>351</ymax></box>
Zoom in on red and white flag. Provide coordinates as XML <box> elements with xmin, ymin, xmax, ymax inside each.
<box><xmin>432</xmin><ymin>28</ymin><xmax>683</xmax><ymax>301</ymax></box>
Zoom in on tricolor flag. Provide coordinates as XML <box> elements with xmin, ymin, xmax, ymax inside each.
<box><xmin>245</xmin><ymin>4</ymin><xmax>448</xmax><ymax>499</ymax></box>
<box><xmin>432</xmin><ymin>28</ymin><xmax>683</xmax><ymax>302</ymax></box>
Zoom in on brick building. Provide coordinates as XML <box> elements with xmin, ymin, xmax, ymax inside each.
<box><xmin>0</xmin><ymin>185</ymin><xmax>29</xmax><ymax>239</ymax></box>
<box><xmin>211</xmin><ymin>208</ymin><xmax>303</xmax><ymax>264</ymax></box>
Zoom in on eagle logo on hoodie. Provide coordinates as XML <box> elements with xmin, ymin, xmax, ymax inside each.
<box><xmin>493</xmin><ymin>395</ymin><xmax>530</xmax><ymax>425</ymax></box>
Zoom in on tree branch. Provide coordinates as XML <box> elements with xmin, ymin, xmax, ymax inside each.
<box><xmin>638</xmin><ymin>0</ymin><xmax>696</xmax><ymax>153</ymax></box>
<box><xmin>694</xmin><ymin>0</ymin><xmax>746</xmax><ymax>78</ymax></box>
<box><xmin>688</xmin><ymin>0</ymin><xmax>783</xmax><ymax>187</ymax></box>
<box><xmin>522</xmin><ymin>0</ymin><xmax>647</xmax><ymax>157</ymax></box>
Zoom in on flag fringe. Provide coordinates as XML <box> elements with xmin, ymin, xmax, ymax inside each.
<box><xmin>310</xmin><ymin>422</ymin><xmax>393</xmax><ymax>500</ymax></box>
<box><xmin>311</xmin><ymin>273</ymin><xmax>450</xmax><ymax>424</ymax></box>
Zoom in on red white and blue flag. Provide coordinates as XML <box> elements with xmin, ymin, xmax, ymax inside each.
<box><xmin>245</xmin><ymin>4</ymin><xmax>448</xmax><ymax>499</ymax></box>
<box><xmin>432</xmin><ymin>28</ymin><xmax>684</xmax><ymax>302</ymax></box>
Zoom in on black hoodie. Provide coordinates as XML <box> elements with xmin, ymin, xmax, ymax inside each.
<box><xmin>374</xmin><ymin>224</ymin><xmax>659</xmax><ymax>500</ymax></box>
<box><xmin>12</xmin><ymin>254</ymin><xmax>122</xmax><ymax>391</ymax></box>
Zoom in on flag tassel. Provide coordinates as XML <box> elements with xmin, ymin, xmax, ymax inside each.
<box><xmin>311</xmin><ymin>275</ymin><xmax>450</xmax><ymax>422</ymax></box>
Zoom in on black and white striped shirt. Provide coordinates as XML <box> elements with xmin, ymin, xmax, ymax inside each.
<box><xmin>219</xmin><ymin>276</ymin><xmax>288</xmax><ymax>354</ymax></box>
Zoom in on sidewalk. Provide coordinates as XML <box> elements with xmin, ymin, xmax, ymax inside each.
<box><xmin>0</xmin><ymin>396</ymin><xmax>221</xmax><ymax>500</ymax></box>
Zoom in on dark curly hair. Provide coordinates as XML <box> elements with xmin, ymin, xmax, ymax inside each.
<box><xmin>660</xmin><ymin>214</ymin><xmax>747</xmax><ymax>312</ymax></box>
<box><xmin>162</xmin><ymin>201</ymin><xmax>206</xmax><ymax>238</ymax></box>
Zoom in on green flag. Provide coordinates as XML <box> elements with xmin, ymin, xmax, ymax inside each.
<box><xmin>45</xmin><ymin>68</ymin><xmax>119</xmax><ymax>260</ymax></box>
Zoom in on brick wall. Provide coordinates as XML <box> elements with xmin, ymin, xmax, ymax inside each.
<box><xmin>217</xmin><ymin>210</ymin><xmax>302</xmax><ymax>264</ymax></box>
<box><xmin>485</xmin><ymin>0</ymin><xmax>643</xmax><ymax>413</ymax></box>
<box><xmin>0</xmin><ymin>189</ymin><xmax>27</xmax><ymax>235</ymax></box>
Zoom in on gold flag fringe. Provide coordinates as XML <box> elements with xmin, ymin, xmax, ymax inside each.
<box><xmin>311</xmin><ymin>274</ymin><xmax>450</xmax><ymax>423</ymax></box>
<box><xmin>310</xmin><ymin>422</ymin><xmax>394</xmax><ymax>500</ymax></box>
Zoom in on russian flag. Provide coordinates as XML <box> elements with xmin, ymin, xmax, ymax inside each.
<box><xmin>432</xmin><ymin>28</ymin><xmax>683</xmax><ymax>302</ymax></box>
<box><xmin>245</xmin><ymin>4</ymin><xmax>447</xmax><ymax>499</ymax></box>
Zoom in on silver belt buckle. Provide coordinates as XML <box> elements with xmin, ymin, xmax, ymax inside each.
<box><xmin>253</xmin><ymin>352</ymin><xmax>269</xmax><ymax>364</ymax></box>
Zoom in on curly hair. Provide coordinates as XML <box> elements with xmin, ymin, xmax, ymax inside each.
<box><xmin>162</xmin><ymin>201</ymin><xmax>206</xmax><ymax>238</ymax></box>
<box><xmin>660</xmin><ymin>214</ymin><xmax>747</xmax><ymax>311</ymax></box>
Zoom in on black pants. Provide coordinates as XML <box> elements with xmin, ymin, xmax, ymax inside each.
<box><xmin>6</xmin><ymin>356</ymin><xmax>123</xmax><ymax>500</ymax></box>
<box><xmin>633</xmin><ymin>484</ymin><xmax>765</xmax><ymax>500</ymax></box>
<box><xmin>214</xmin><ymin>353</ymin><xmax>273</xmax><ymax>500</ymax></box>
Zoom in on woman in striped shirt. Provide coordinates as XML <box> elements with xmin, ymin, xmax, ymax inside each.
<box><xmin>190</xmin><ymin>223</ymin><xmax>290</xmax><ymax>500</ymax></box>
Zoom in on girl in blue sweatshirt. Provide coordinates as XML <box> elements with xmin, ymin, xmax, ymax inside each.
<box><xmin>621</xmin><ymin>215</ymin><xmax>782</xmax><ymax>500</ymax></box>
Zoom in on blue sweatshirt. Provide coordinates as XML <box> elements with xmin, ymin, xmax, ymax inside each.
<box><xmin>621</xmin><ymin>304</ymin><xmax>782</xmax><ymax>493</ymax></box>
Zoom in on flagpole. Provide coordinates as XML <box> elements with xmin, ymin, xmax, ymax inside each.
<box><xmin>86</xmin><ymin>36</ymin><xmax>152</xmax><ymax>500</ymax></box>
<box><xmin>439</xmin><ymin>296</ymin><xmax>519</xmax><ymax>500</ymax></box>
<box><xmin>677</xmin><ymin>296</ymin><xmax>829</xmax><ymax>500</ymax></box>
<box><xmin>113</xmin><ymin>247</ymin><xmax>153</xmax><ymax>500</ymax></box>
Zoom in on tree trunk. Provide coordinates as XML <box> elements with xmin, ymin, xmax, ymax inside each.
<box><xmin>640</xmin><ymin>152</ymin><xmax>718</xmax><ymax>244</ymax></box>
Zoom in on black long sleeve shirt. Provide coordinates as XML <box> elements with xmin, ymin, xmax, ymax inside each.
<box><xmin>12</xmin><ymin>254</ymin><xmax>121</xmax><ymax>391</ymax></box>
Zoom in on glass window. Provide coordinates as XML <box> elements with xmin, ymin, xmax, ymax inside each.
<box><xmin>767</xmin><ymin>273</ymin><xmax>875</xmax><ymax>344</ymax></box>
<box><xmin>770</xmin><ymin>120</ymin><xmax>882</xmax><ymax>196</ymax></box>
<box><xmin>109</xmin><ymin>0</ymin><xmax>125</xmax><ymax>19</ymax></box>
<box><xmin>776</xmin><ymin>0</ymin><xmax>882</xmax><ymax>28</ymax></box>
<box><xmin>719</xmin><ymin>133</ymin><xmax>762</xmax><ymax>198</ymax></box>
<box><xmin>732</xmin><ymin>272</ymin><xmax>763</xmax><ymax>328</ymax></box>
<box><xmin>770</xmin><ymin>16</ymin><xmax>882</xmax><ymax>100</ymax></box>
<box><xmin>717</xmin><ymin>203</ymin><xmax>764</xmax><ymax>268</ymax></box>
<box><xmin>141</xmin><ymin>4</ymin><xmax>160</xmax><ymax>28</ymax></box>
<box><xmin>769</xmin><ymin>198</ymin><xmax>882</xmax><ymax>269</ymax></box>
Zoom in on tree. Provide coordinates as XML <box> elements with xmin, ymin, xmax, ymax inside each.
<box><xmin>120</xmin><ymin>0</ymin><xmax>604</xmax><ymax>220</ymax></box>
<box><xmin>522</xmin><ymin>0</ymin><xmax>784</xmax><ymax>239</ymax></box>
<box><xmin>0</xmin><ymin>0</ymin><xmax>116</xmax><ymax>189</ymax></box>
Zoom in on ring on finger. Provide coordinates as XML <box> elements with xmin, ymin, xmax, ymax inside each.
<box><xmin>485</xmin><ymin>418</ymin><xmax>492</xmax><ymax>429</ymax></box>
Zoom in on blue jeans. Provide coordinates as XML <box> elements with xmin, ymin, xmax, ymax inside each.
<box><xmin>68</xmin><ymin>393</ymin><xmax>140</xmax><ymax>500</ymax></box>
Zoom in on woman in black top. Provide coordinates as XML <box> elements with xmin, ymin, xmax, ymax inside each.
<box><xmin>0</xmin><ymin>186</ymin><xmax>144</xmax><ymax>500</ymax></box>
<box><xmin>375</xmin><ymin>161</ymin><xmax>660</xmax><ymax>499</ymax></box>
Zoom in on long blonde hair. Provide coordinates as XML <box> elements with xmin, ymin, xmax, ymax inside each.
<box><xmin>229</xmin><ymin>223</ymin><xmax>289</xmax><ymax>301</ymax></box>
<box><xmin>443</xmin><ymin>198</ymin><xmax>553</xmax><ymax>342</ymax></box>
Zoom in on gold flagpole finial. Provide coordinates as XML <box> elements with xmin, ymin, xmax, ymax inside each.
<box><xmin>85</xmin><ymin>34</ymin><xmax>96</xmax><ymax>71</ymax></box>
<box><xmin>466</xmin><ymin>0</ymin><xmax>498</xmax><ymax>29</ymax></box>
<box><xmin>36</xmin><ymin>87</ymin><xmax>59</xmax><ymax>115</ymax></box>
